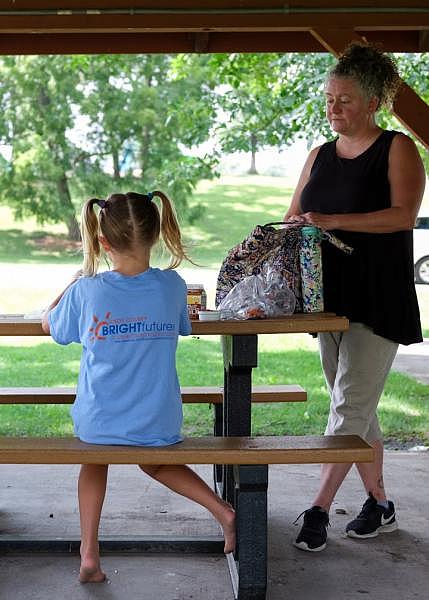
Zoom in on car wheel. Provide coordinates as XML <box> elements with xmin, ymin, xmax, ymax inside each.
<box><xmin>415</xmin><ymin>256</ymin><xmax>429</xmax><ymax>284</ymax></box>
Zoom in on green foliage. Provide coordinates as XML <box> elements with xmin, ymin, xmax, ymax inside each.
<box><xmin>0</xmin><ymin>54</ymin><xmax>218</xmax><ymax>234</ymax></box>
<box><xmin>0</xmin><ymin>52</ymin><xmax>426</xmax><ymax>235</ymax></box>
<box><xmin>206</xmin><ymin>52</ymin><xmax>335</xmax><ymax>167</ymax></box>
<box><xmin>208</xmin><ymin>52</ymin><xmax>428</xmax><ymax>170</ymax></box>
<box><xmin>0</xmin><ymin>56</ymin><xmax>82</xmax><ymax>238</ymax></box>
<box><xmin>185</xmin><ymin>178</ymin><xmax>294</xmax><ymax>268</ymax></box>
<box><xmin>73</xmin><ymin>54</ymin><xmax>218</xmax><ymax>221</ymax></box>
<box><xmin>394</xmin><ymin>53</ymin><xmax>429</xmax><ymax>170</ymax></box>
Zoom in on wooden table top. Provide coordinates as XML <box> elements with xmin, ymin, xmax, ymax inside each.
<box><xmin>0</xmin><ymin>313</ymin><xmax>349</xmax><ymax>336</ymax></box>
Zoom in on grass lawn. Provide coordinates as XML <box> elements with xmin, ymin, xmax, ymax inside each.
<box><xmin>0</xmin><ymin>336</ymin><xmax>428</xmax><ymax>443</ymax></box>
<box><xmin>0</xmin><ymin>175</ymin><xmax>428</xmax><ymax>442</ymax></box>
<box><xmin>184</xmin><ymin>175</ymin><xmax>294</xmax><ymax>268</ymax></box>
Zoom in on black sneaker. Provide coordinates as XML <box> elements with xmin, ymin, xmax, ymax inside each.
<box><xmin>294</xmin><ymin>506</ymin><xmax>329</xmax><ymax>552</ymax></box>
<box><xmin>346</xmin><ymin>493</ymin><xmax>398</xmax><ymax>539</ymax></box>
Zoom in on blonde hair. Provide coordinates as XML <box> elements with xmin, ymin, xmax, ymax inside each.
<box><xmin>80</xmin><ymin>191</ymin><xmax>190</xmax><ymax>276</ymax></box>
<box><xmin>329</xmin><ymin>42</ymin><xmax>402</xmax><ymax>110</ymax></box>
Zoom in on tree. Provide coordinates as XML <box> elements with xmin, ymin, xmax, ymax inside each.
<box><xmin>0</xmin><ymin>55</ymin><xmax>83</xmax><ymax>239</ymax></box>
<box><xmin>207</xmin><ymin>52</ymin><xmax>428</xmax><ymax>172</ymax></box>
<box><xmin>206</xmin><ymin>53</ymin><xmax>335</xmax><ymax>173</ymax></box>
<box><xmin>0</xmin><ymin>52</ymin><xmax>426</xmax><ymax>237</ymax></box>
<box><xmin>60</xmin><ymin>53</ymin><xmax>219</xmax><ymax>223</ymax></box>
<box><xmin>0</xmin><ymin>53</ymin><xmax>218</xmax><ymax>237</ymax></box>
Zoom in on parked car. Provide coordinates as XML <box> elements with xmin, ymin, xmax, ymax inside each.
<box><xmin>414</xmin><ymin>216</ymin><xmax>429</xmax><ymax>284</ymax></box>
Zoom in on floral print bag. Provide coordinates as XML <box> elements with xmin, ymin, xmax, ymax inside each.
<box><xmin>215</xmin><ymin>222</ymin><xmax>352</xmax><ymax>313</ymax></box>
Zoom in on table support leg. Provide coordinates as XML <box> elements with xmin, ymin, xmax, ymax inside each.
<box><xmin>220</xmin><ymin>335</ymin><xmax>258</xmax><ymax>504</ymax></box>
<box><xmin>227</xmin><ymin>465</ymin><xmax>268</xmax><ymax>600</ymax></box>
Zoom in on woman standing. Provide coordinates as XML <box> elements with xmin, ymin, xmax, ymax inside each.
<box><xmin>285</xmin><ymin>43</ymin><xmax>426</xmax><ymax>552</ymax></box>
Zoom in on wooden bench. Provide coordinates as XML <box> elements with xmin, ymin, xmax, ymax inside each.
<box><xmin>0</xmin><ymin>433</ymin><xmax>373</xmax><ymax>600</ymax></box>
<box><xmin>0</xmin><ymin>384</ymin><xmax>306</xmax><ymax>404</ymax></box>
<box><xmin>0</xmin><ymin>433</ymin><xmax>372</xmax><ymax>464</ymax></box>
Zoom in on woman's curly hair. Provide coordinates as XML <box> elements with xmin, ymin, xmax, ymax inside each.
<box><xmin>329</xmin><ymin>42</ymin><xmax>402</xmax><ymax>109</ymax></box>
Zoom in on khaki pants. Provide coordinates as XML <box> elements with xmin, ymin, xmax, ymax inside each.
<box><xmin>319</xmin><ymin>323</ymin><xmax>398</xmax><ymax>443</ymax></box>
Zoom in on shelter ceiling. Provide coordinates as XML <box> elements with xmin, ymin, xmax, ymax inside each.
<box><xmin>0</xmin><ymin>1</ymin><xmax>428</xmax><ymax>53</ymax></box>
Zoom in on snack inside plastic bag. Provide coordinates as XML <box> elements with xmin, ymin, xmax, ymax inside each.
<box><xmin>218</xmin><ymin>265</ymin><xmax>296</xmax><ymax>320</ymax></box>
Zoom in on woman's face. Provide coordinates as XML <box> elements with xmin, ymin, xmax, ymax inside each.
<box><xmin>325</xmin><ymin>76</ymin><xmax>377</xmax><ymax>135</ymax></box>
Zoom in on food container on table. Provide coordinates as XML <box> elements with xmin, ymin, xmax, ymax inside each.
<box><xmin>186</xmin><ymin>284</ymin><xmax>207</xmax><ymax>320</ymax></box>
<box><xmin>198</xmin><ymin>310</ymin><xmax>220</xmax><ymax>321</ymax></box>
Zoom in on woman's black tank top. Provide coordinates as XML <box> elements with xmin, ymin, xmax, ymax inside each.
<box><xmin>300</xmin><ymin>130</ymin><xmax>422</xmax><ymax>345</ymax></box>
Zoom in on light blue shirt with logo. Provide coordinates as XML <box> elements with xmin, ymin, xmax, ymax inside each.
<box><xmin>48</xmin><ymin>268</ymin><xmax>192</xmax><ymax>446</ymax></box>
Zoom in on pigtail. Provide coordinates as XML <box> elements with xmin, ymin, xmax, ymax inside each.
<box><xmin>152</xmin><ymin>190</ymin><xmax>192</xmax><ymax>269</ymax></box>
<box><xmin>81</xmin><ymin>198</ymin><xmax>103</xmax><ymax>276</ymax></box>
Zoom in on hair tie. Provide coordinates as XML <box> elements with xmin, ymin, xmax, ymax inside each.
<box><xmin>97</xmin><ymin>199</ymin><xmax>107</xmax><ymax>209</ymax></box>
<box><xmin>147</xmin><ymin>192</ymin><xmax>154</xmax><ymax>201</ymax></box>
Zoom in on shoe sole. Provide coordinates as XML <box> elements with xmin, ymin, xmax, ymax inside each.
<box><xmin>346</xmin><ymin>521</ymin><xmax>398</xmax><ymax>539</ymax></box>
<box><xmin>294</xmin><ymin>540</ymin><xmax>327</xmax><ymax>552</ymax></box>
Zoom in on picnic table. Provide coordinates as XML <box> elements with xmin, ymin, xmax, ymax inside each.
<box><xmin>0</xmin><ymin>313</ymin><xmax>373</xmax><ymax>600</ymax></box>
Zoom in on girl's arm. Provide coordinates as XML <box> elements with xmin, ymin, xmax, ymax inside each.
<box><xmin>298</xmin><ymin>134</ymin><xmax>426</xmax><ymax>232</ymax></box>
<box><xmin>41</xmin><ymin>270</ymin><xmax>82</xmax><ymax>334</ymax></box>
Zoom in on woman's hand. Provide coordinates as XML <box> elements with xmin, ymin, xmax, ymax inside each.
<box><xmin>285</xmin><ymin>214</ymin><xmax>307</xmax><ymax>224</ymax></box>
<box><xmin>298</xmin><ymin>212</ymin><xmax>340</xmax><ymax>231</ymax></box>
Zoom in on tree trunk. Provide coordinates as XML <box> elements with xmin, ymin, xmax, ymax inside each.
<box><xmin>140</xmin><ymin>125</ymin><xmax>151</xmax><ymax>176</ymax></box>
<box><xmin>248</xmin><ymin>133</ymin><xmax>258</xmax><ymax>174</ymax></box>
<box><xmin>112</xmin><ymin>147</ymin><xmax>121</xmax><ymax>180</ymax></box>
<box><xmin>57</xmin><ymin>174</ymin><xmax>81</xmax><ymax>241</ymax></box>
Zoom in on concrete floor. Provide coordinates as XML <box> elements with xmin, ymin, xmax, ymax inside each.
<box><xmin>1</xmin><ymin>452</ymin><xmax>428</xmax><ymax>600</ymax></box>
<box><xmin>393</xmin><ymin>339</ymin><xmax>429</xmax><ymax>385</ymax></box>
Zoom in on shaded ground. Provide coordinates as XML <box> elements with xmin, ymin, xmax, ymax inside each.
<box><xmin>0</xmin><ymin>453</ymin><xmax>428</xmax><ymax>600</ymax></box>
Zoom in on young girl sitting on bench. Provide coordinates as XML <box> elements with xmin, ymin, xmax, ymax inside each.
<box><xmin>42</xmin><ymin>191</ymin><xmax>235</xmax><ymax>583</ymax></box>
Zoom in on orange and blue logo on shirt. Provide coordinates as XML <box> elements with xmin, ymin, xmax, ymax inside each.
<box><xmin>89</xmin><ymin>312</ymin><xmax>111</xmax><ymax>341</ymax></box>
<box><xmin>89</xmin><ymin>312</ymin><xmax>176</xmax><ymax>343</ymax></box>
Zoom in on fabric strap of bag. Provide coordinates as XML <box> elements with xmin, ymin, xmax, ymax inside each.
<box><xmin>264</xmin><ymin>221</ymin><xmax>353</xmax><ymax>255</ymax></box>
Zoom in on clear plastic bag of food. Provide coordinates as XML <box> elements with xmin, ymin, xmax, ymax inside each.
<box><xmin>218</xmin><ymin>265</ymin><xmax>296</xmax><ymax>320</ymax></box>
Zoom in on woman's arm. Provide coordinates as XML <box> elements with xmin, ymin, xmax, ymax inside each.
<box><xmin>41</xmin><ymin>270</ymin><xmax>82</xmax><ymax>334</ymax></box>
<box><xmin>299</xmin><ymin>133</ymin><xmax>426</xmax><ymax>232</ymax></box>
<box><xmin>284</xmin><ymin>146</ymin><xmax>321</xmax><ymax>221</ymax></box>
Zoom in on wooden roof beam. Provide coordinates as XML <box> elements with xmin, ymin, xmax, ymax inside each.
<box><xmin>0</xmin><ymin>30</ymin><xmax>425</xmax><ymax>55</ymax></box>
<box><xmin>0</xmin><ymin>11</ymin><xmax>428</xmax><ymax>34</ymax></box>
<box><xmin>419</xmin><ymin>30</ymin><xmax>429</xmax><ymax>51</ymax></box>
<box><xmin>311</xmin><ymin>27</ymin><xmax>429</xmax><ymax>150</ymax></box>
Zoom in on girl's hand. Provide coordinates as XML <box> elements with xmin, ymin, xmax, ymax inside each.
<box><xmin>72</xmin><ymin>269</ymin><xmax>83</xmax><ymax>281</ymax></box>
<box><xmin>41</xmin><ymin>270</ymin><xmax>83</xmax><ymax>334</ymax></box>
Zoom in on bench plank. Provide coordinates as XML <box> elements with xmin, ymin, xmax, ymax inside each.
<box><xmin>0</xmin><ymin>435</ymin><xmax>373</xmax><ymax>465</ymax></box>
<box><xmin>0</xmin><ymin>385</ymin><xmax>306</xmax><ymax>404</ymax></box>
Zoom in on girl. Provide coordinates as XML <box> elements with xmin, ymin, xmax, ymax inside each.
<box><xmin>42</xmin><ymin>191</ymin><xmax>235</xmax><ymax>583</ymax></box>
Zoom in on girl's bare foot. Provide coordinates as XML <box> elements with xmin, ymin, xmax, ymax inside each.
<box><xmin>79</xmin><ymin>557</ymin><xmax>106</xmax><ymax>583</ymax></box>
<box><xmin>219</xmin><ymin>503</ymin><xmax>236</xmax><ymax>554</ymax></box>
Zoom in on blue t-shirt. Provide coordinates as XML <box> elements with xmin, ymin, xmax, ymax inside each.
<box><xmin>48</xmin><ymin>268</ymin><xmax>192</xmax><ymax>446</ymax></box>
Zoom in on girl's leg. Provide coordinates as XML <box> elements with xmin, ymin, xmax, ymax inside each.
<box><xmin>140</xmin><ymin>464</ymin><xmax>236</xmax><ymax>553</ymax></box>
<box><xmin>78</xmin><ymin>464</ymin><xmax>109</xmax><ymax>583</ymax></box>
